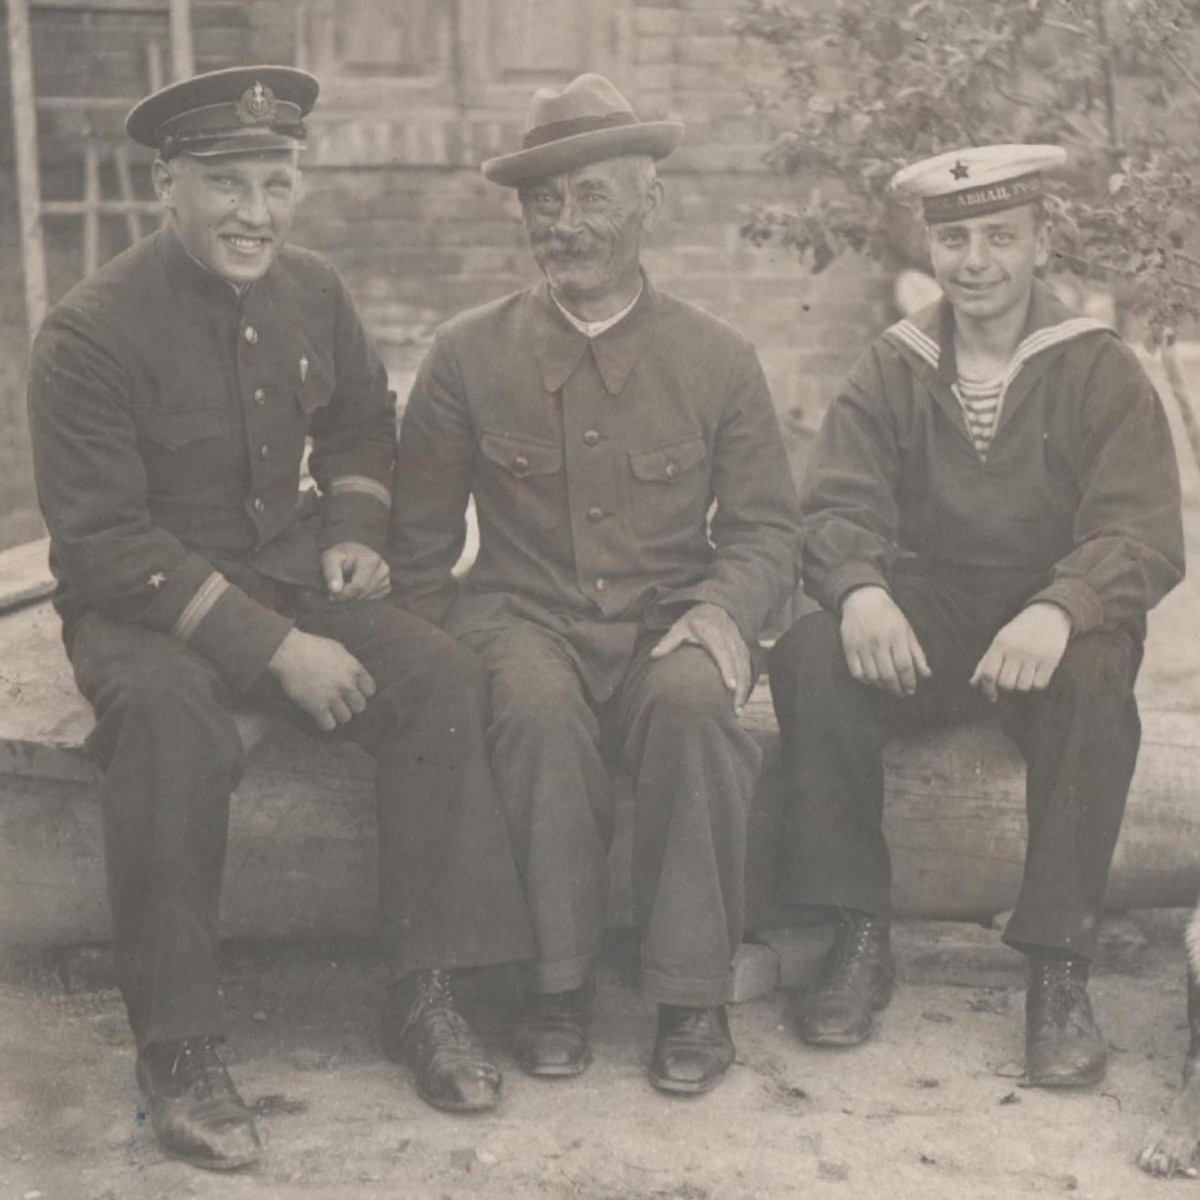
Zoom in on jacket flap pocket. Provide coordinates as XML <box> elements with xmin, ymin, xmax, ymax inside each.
<box><xmin>629</xmin><ymin>436</ymin><xmax>707</xmax><ymax>482</ymax></box>
<box><xmin>295</xmin><ymin>351</ymin><xmax>336</xmax><ymax>413</ymax></box>
<box><xmin>133</xmin><ymin>407</ymin><xmax>222</xmax><ymax>450</ymax></box>
<box><xmin>480</xmin><ymin>432</ymin><xmax>563</xmax><ymax>477</ymax></box>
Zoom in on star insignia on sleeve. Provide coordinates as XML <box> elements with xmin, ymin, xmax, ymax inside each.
<box><xmin>148</xmin><ymin>572</ymin><xmax>167</xmax><ymax>589</ymax></box>
<box><xmin>950</xmin><ymin>160</ymin><xmax>970</xmax><ymax>180</ymax></box>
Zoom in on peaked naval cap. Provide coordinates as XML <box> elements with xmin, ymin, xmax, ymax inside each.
<box><xmin>125</xmin><ymin>65</ymin><xmax>319</xmax><ymax>159</ymax></box>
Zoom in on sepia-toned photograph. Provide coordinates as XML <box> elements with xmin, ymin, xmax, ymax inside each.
<box><xmin>1</xmin><ymin>2</ymin><xmax>1199</xmax><ymax>1196</ymax></box>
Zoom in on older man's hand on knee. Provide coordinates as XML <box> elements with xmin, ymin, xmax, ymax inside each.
<box><xmin>651</xmin><ymin>602</ymin><xmax>752</xmax><ymax>714</ymax></box>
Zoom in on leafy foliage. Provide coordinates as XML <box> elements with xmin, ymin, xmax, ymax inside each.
<box><xmin>735</xmin><ymin>0</ymin><xmax>1200</xmax><ymax>345</ymax></box>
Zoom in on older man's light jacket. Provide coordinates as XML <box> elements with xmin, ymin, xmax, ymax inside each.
<box><xmin>389</xmin><ymin>278</ymin><xmax>800</xmax><ymax>667</ymax></box>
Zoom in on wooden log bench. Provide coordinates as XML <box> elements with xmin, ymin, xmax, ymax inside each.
<box><xmin>2</xmin><ymin>539</ymin><xmax>1198</xmax><ymax>948</ymax></box>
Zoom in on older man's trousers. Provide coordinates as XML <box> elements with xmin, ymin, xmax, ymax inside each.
<box><xmin>68</xmin><ymin>598</ymin><xmax>534</xmax><ymax>1050</ymax></box>
<box><xmin>768</xmin><ymin>564</ymin><xmax>1143</xmax><ymax>961</ymax></box>
<box><xmin>461</xmin><ymin>620</ymin><xmax>761</xmax><ymax>1006</ymax></box>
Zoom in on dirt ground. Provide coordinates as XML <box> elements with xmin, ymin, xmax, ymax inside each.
<box><xmin>0</xmin><ymin>912</ymin><xmax>1196</xmax><ymax>1200</ymax></box>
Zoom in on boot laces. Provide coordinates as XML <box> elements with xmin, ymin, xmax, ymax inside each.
<box><xmin>167</xmin><ymin>1036</ymin><xmax>227</xmax><ymax>1100</ymax></box>
<box><xmin>824</xmin><ymin>920</ymin><xmax>882</xmax><ymax>997</ymax></box>
<box><xmin>400</xmin><ymin>970</ymin><xmax>478</xmax><ymax>1053</ymax></box>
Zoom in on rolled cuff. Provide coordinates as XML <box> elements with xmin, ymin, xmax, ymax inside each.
<box><xmin>1026</xmin><ymin>578</ymin><xmax>1103</xmax><ymax>636</ymax></box>
<box><xmin>822</xmin><ymin>562</ymin><xmax>891</xmax><ymax>613</ymax></box>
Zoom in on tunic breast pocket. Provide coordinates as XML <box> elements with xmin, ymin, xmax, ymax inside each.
<box><xmin>294</xmin><ymin>352</ymin><xmax>335</xmax><ymax>415</ymax></box>
<box><xmin>479</xmin><ymin>432</ymin><xmax>564</xmax><ymax>480</ymax></box>
<box><xmin>627</xmin><ymin>434</ymin><xmax>709</xmax><ymax>539</ymax></box>
<box><xmin>477</xmin><ymin>431</ymin><xmax>565</xmax><ymax>547</ymax></box>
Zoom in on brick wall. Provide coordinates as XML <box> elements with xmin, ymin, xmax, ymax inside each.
<box><xmin>0</xmin><ymin>1</ymin><xmax>893</xmax><ymax>549</ymax></box>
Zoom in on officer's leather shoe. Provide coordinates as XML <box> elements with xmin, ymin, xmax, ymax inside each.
<box><xmin>135</xmin><ymin>1037</ymin><xmax>261</xmax><ymax>1171</ymax></box>
<box><xmin>382</xmin><ymin>969</ymin><xmax>502</xmax><ymax>1112</ymax></box>
<box><xmin>797</xmin><ymin>913</ymin><xmax>895</xmax><ymax>1047</ymax></box>
<box><xmin>1025</xmin><ymin>958</ymin><xmax>1108</xmax><ymax>1087</ymax></box>
<box><xmin>513</xmin><ymin>983</ymin><xmax>593</xmax><ymax>1077</ymax></box>
<box><xmin>648</xmin><ymin>1004</ymin><xmax>734</xmax><ymax>1095</ymax></box>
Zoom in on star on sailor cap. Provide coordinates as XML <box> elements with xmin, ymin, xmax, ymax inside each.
<box><xmin>148</xmin><ymin>572</ymin><xmax>167</xmax><ymax>589</ymax></box>
<box><xmin>891</xmin><ymin>144</ymin><xmax>1067</xmax><ymax>223</ymax></box>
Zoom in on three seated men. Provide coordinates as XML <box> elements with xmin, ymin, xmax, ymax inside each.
<box><xmin>26</xmin><ymin>60</ymin><xmax>1184</xmax><ymax>1173</ymax></box>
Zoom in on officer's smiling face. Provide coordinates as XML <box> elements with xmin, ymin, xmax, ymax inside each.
<box><xmin>519</xmin><ymin>155</ymin><xmax>663</xmax><ymax>311</ymax></box>
<box><xmin>927</xmin><ymin>203</ymin><xmax>1050</xmax><ymax>325</ymax></box>
<box><xmin>154</xmin><ymin>151</ymin><xmax>300</xmax><ymax>286</ymax></box>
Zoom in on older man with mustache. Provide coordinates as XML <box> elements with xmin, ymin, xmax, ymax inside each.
<box><xmin>389</xmin><ymin>74</ymin><xmax>800</xmax><ymax>1094</ymax></box>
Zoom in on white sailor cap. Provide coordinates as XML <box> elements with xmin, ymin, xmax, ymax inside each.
<box><xmin>891</xmin><ymin>144</ymin><xmax>1067</xmax><ymax>223</ymax></box>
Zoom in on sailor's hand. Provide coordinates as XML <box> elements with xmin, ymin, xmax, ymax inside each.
<box><xmin>839</xmin><ymin>585</ymin><xmax>931</xmax><ymax>698</ymax></box>
<box><xmin>970</xmin><ymin>602</ymin><xmax>1071</xmax><ymax>703</ymax></box>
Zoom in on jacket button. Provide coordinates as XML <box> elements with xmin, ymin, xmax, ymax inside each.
<box><xmin>583</xmin><ymin>429</ymin><xmax>601</xmax><ymax>447</ymax></box>
<box><xmin>586</xmin><ymin>506</ymin><xmax>604</xmax><ymax>523</ymax></box>
<box><xmin>259</xmin><ymin>445</ymin><xmax>270</xmax><ymax>460</ymax></box>
<box><xmin>253</xmin><ymin>497</ymin><xmax>265</xmax><ymax>513</ymax></box>
<box><xmin>664</xmin><ymin>461</ymin><xmax>678</xmax><ymax>480</ymax></box>
<box><xmin>595</xmin><ymin>577</ymin><xmax>608</xmax><ymax>592</ymax></box>
<box><xmin>244</xmin><ymin>325</ymin><xmax>258</xmax><ymax>345</ymax></box>
<box><xmin>254</xmin><ymin>387</ymin><xmax>266</xmax><ymax>404</ymax></box>
<box><xmin>513</xmin><ymin>455</ymin><xmax>529</xmax><ymax>472</ymax></box>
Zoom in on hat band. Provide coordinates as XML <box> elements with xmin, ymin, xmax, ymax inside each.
<box><xmin>922</xmin><ymin>172</ymin><xmax>1044</xmax><ymax>223</ymax></box>
<box><xmin>523</xmin><ymin>110</ymin><xmax>638</xmax><ymax>149</ymax></box>
<box><xmin>158</xmin><ymin>99</ymin><xmax>303</xmax><ymax>145</ymax></box>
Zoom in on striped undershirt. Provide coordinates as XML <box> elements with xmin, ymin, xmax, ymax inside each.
<box><xmin>952</xmin><ymin>374</ymin><xmax>1004</xmax><ymax>460</ymax></box>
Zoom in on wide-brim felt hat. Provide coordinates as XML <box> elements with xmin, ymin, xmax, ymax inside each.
<box><xmin>126</xmin><ymin>65</ymin><xmax>319</xmax><ymax>158</ymax></box>
<box><xmin>481</xmin><ymin>73</ymin><xmax>683</xmax><ymax>187</ymax></box>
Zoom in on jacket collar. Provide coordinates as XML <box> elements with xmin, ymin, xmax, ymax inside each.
<box><xmin>529</xmin><ymin>272</ymin><xmax>659</xmax><ymax>395</ymax></box>
<box><xmin>158</xmin><ymin>226</ymin><xmax>258</xmax><ymax>312</ymax></box>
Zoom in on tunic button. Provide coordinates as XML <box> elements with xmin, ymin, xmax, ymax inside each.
<box><xmin>244</xmin><ymin>325</ymin><xmax>258</xmax><ymax>345</ymax></box>
<box><xmin>595</xmin><ymin>577</ymin><xmax>608</xmax><ymax>592</ymax></box>
<box><xmin>259</xmin><ymin>445</ymin><xmax>270</xmax><ymax>460</ymax></box>
<box><xmin>583</xmin><ymin>429</ymin><xmax>601</xmax><ymax>447</ymax></box>
<box><xmin>513</xmin><ymin>455</ymin><xmax>529</xmax><ymax>473</ymax></box>
<box><xmin>253</xmin><ymin>497</ymin><xmax>265</xmax><ymax>513</ymax></box>
<box><xmin>254</xmin><ymin>387</ymin><xmax>266</xmax><ymax>404</ymax></box>
<box><xmin>664</xmin><ymin>460</ymin><xmax>678</xmax><ymax>480</ymax></box>
<box><xmin>586</xmin><ymin>506</ymin><xmax>604</xmax><ymax>523</ymax></box>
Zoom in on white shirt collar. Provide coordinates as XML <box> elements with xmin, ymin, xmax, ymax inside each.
<box><xmin>552</xmin><ymin>280</ymin><xmax>643</xmax><ymax>339</ymax></box>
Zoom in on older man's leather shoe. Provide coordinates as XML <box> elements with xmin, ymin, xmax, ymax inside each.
<box><xmin>135</xmin><ymin>1037</ymin><xmax>261</xmax><ymax>1171</ymax></box>
<box><xmin>797</xmin><ymin>912</ymin><xmax>894</xmax><ymax>1046</ymax></box>
<box><xmin>649</xmin><ymin>1005</ymin><xmax>734</xmax><ymax>1095</ymax></box>
<box><xmin>382</xmin><ymin>969</ymin><xmax>501</xmax><ymax>1111</ymax></box>
<box><xmin>1025</xmin><ymin>958</ymin><xmax>1107</xmax><ymax>1087</ymax></box>
<box><xmin>513</xmin><ymin>984</ymin><xmax>593</xmax><ymax>1077</ymax></box>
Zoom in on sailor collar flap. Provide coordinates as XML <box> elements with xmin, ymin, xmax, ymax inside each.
<box><xmin>881</xmin><ymin>282</ymin><xmax>1110</xmax><ymax>442</ymax></box>
<box><xmin>530</xmin><ymin>277</ymin><xmax>658</xmax><ymax>396</ymax></box>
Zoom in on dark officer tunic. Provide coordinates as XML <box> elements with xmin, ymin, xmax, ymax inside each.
<box><xmin>29</xmin><ymin>228</ymin><xmax>534</xmax><ymax>1047</ymax></box>
<box><xmin>390</xmin><ymin>279</ymin><xmax>800</xmax><ymax>1004</ymax></box>
<box><xmin>769</xmin><ymin>283</ymin><xmax>1185</xmax><ymax>959</ymax></box>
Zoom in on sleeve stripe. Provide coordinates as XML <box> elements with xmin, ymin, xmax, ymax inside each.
<box><xmin>329</xmin><ymin>474</ymin><xmax>392</xmax><ymax>507</ymax></box>
<box><xmin>171</xmin><ymin>571</ymin><xmax>231</xmax><ymax>642</ymax></box>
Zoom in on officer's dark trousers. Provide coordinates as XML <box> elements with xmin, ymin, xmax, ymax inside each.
<box><xmin>768</xmin><ymin>563</ymin><xmax>1143</xmax><ymax>961</ymax></box>
<box><xmin>68</xmin><ymin>599</ymin><xmax>534</xmax><ymax>1050</ymax></box>
<box><xmin>462</xmin><ymin>621</ymin><xmax>761</xmax><ymax>1006</ymax></box>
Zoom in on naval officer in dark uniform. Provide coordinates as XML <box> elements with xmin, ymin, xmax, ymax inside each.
<box><xmin>28</xmin><ymin>66</ymin><xmax>534</xmax><ymax>1170</ymax></box>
